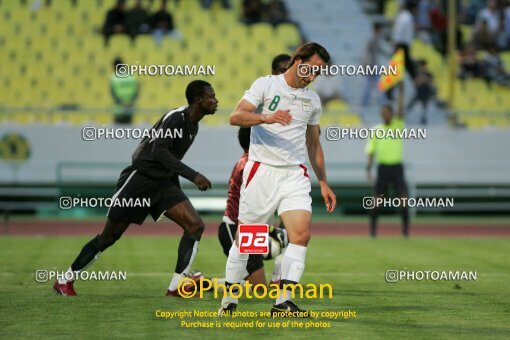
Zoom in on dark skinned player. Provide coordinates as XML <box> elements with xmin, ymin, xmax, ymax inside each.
<box><xmin>53</xmin><ymin>80</ymin><xmax>218</xmax><ymax>296</ymax></box>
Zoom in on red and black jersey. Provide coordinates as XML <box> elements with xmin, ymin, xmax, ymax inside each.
<box><xmin>224</xmin><ymin>152</ymin><xmax>249</xmax><ymax>224</ymax></box>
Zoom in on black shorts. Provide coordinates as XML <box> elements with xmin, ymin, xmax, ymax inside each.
<box><xmin>375</xmin><ymin>164</ymin><xmax>407</xmax><ymax>196</ymax></box>
<box><xmin>107</xmin><ymin>166</ymin><xmax>188</xmax><ymax>225</ymax></box>
<box><xmin>218</xmin><ymin>221</ymin><xmax>264</xmax><ymax>276</ymax></box>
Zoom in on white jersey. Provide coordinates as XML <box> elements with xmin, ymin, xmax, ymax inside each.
<box><xmin>242</xmin><ymin>74</ymin><xmax>322</xmax><ymax>166</ymax></box>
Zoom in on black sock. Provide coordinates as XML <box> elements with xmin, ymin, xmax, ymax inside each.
<box><xmin>70</xmin><ymin>235</ymin><xmax>106</xmax><ymax>272</ymax></box>
<box><xmin>402</xmin><ymin>208</ymin><xmax>409</xmax><ymax>236</ymax></box>
<box><xmin>174</xmin><ymin>233</ymin><xmax>199</xmax><ymax>274</ymax></box>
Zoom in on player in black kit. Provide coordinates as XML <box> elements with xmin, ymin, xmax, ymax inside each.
<box><xmin>53</xmin><ymin>80</ymin><xmax>218</xmax><ymax>296</ymax></box>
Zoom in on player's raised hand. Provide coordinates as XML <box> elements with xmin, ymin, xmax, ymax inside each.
<box><xmin>321</xmin><ymin>184</ymin><xmax>337</xmax><ymax>213</ymax></box>
<box><xmin>193</xmin><ymin>173</ymin><xmax>212</xmax><ymax>191</ymax></box>
<box><xmin>264</xmin><ymin>110</ymin><xmax>292</xmax><ymax>126</ymax></box>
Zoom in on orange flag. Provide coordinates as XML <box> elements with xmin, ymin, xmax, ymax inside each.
<box><xmin>378</xmin><ymin>48</ymin><xmax>405</xmax><ymax>91</ymax></box>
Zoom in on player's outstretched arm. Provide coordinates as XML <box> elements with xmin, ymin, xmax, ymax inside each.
<box><xmin>230</xmin><ymin>100</ymin><xmax>292</xmax><ymax>127</ymax></box>
<box><xmin>305</xmin><ymin>124</ymin><xmax>337</xmax><ymax>213</ymax></box>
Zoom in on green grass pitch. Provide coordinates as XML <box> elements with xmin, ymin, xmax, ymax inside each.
<box><xmin>1</xmin><ymin>235</ymin><xmax>509</xmax><ymax>339</ymax></box>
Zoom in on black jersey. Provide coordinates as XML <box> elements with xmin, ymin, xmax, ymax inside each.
<box><xmin>131</xmin><ymin>106</ymin><xmax>199</xmax><ymax>181</ymax></box>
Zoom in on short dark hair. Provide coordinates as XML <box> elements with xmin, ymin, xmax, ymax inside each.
<box><xmin>405</xmin><ymin>0</ymin><xmax>417</xmax><ymax>10</ymax></box>
<box><xmin>238</xmin><ymin>127</ymin><xmax>251</xmax><ymax>151</ymax></box>
<box><xmin>373</xmin><ymin>22</ymin><xmax>383</xmax><ymax>31</ymax></box>
<box><xmin>271</xmin><ymin>54</ymin><xmax>291</xmax><ymax>73</ymax></box>
<box><xmin>382</xmin><ymin>104</ymin><xmax>393</xmax><ymax>113</ymax></box>
<box><xmin>113</xmin><ymin>57</ymin><xmax>123</xmax><ymax>67</ymax></box>
<box><xmin>288</xmin><ymin>42</ymin><xmax>330</xmax><ymax>68</ymax></box>
<box><xmin>185</xmin><ymin>80</ymin><xmax>211</xmax><ymax>104</ymax></box>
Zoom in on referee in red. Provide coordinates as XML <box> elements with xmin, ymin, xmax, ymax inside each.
<box><xmin>366</xmin><ymin>83</ymin><xmax>409</xmax><ymax>237</ymax></box>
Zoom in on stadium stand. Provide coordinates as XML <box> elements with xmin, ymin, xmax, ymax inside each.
<box><xmin>0</xmin><ymin>0</ymin><xmax>355</xmax><ymax>126</ymax></box>
<box><xmin>381</xmin><ymin>0</ymin><xmax>510</xmax><ymax>128</ymax></box>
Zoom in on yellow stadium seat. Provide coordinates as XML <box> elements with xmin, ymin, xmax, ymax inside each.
<box><xmin>108</xmin><ymin>35</ymin><xmax>133</xmax><ymax>55</ymax></box>
<box><xmin>276</xmin><ymin>23</ymin><xmax>301</xmax><ymax>47</ymax></box>
<box><xmin>325</xmin><ymin>99</ymin><xmax>349</xmax><ymax>111</ymax></box>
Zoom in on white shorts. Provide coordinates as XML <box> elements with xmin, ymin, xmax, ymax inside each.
<box><xmin>238</xmin><ymin>160</ymin><xmax>312</xmax><ymax>224</ymax></box>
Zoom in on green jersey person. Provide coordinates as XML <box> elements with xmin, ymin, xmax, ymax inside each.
<box><xmin>366</xmin><ymin>83</ymin><xmax>409</xmax><ymax>237</ymax></box>
<box><xmin>111</xmin><ymin>57</ymin><xmax>139</xmax><ymax>124</ymax></box>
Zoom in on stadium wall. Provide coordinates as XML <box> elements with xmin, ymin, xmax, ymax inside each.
<box><xmin>0</xmin><ymin>125</ymin><xmax>508</xmax><ymax>185</ymax></box>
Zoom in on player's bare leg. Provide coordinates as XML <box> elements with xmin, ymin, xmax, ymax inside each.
<box><xmin>163</xmin><ymin>199</ymin><xmax>205</xmax><ymax>296</ymax></box>
<box><xmin>271</xmin><ymin>209</ymin><xmax>311</xmax><ymax>317</ymax></box>
<box><xmin>54</xmin><ymin>219</ymin><xmax>130</xmax><ymax>296</ymax></box>
<box><xmin>246</xmin><ymin>268</ymin><xmax>267</xmax><ymax>293</ymax></box>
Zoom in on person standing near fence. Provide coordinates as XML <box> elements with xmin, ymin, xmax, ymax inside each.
<box><xmin>366</xmin><ymin>83</ymin><xmax>409</xmax><ymax>238</ymax></box>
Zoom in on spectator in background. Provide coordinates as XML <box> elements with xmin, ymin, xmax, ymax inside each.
<box><xmin>496</xmin><ymin>14</ymin><xmax>510</xmax><ymax>50</ymax></box>
<box><xmin>505</xmin><ymin>2</ymin><xmax>510</xmax><ymax>47</ymax></box>
<box><xmin>126</xmin><ymin>0</ymin><xmax>150</xmax><ymax>39</ymax></box>
<box><xmin>483</xmin><ymin>47</ymin><xmax>510</xmax><ymax>86</ymax></box>
<box><xmin>375</xmin><ymin>0</ymin><xmax>387</xmax><ymax>15</ymax></box>
<box><xmin>416</xmin><ymin>0</ymin><xmax>433</xmax><ymax>42</ymax></box>
<box><xmin>103</xmin><ymin>0</ymin><xmax>127</xmax><ymax>46</ymax></box>
<box><xmin>242</xmin><ymin>0</ymin><xmax>264</xmax><ymax>25</ymax></box>
<box><xmin>151</xmin><ymin>0</ymin><xmax>183</xmax><ymax>46</ymax></box>
<box><xmin>407</xmin><ymin>60</ymin><xmax>435</xmax><ymax>125</ymax></box>
<box><xmin>392</xmin><ymin>1</ymin><xmax>417</xmax><ymax>79</ymax></box>
<box><xmin>429</xmin><ymin>0</ymin><xmax>463</xmax><ymax>57</ymax></box>
<box><xmin>313</xmin><ymin>61</ymin><xmax>345</xmax><ymax>106</ymax></box>
<box><xmin>362</xmin><ymin>22</ymin><xmax>391</xmax><ymax>106</ymax></box>
<box><xmin>458</xmin><ymin>44</ymin><xmax>483</xmax><ymax>82</ymax></box>
<box><xmin>267</xmin><ymin>0</ymin><xmax>290</xmax><ymax>26</ymax></box>
<box><xmin>465</xmin><ymin>0</ymin><xmax>486</xmax><ymax>25</ymax></box>
<box><xmin>266</xmin><ymin>0</ymin><xmax>305</xmax><ymax>41</ymax></box>
<box><xmin>472</xmin><ymin>19</ymin><xmax>496</xmax><ymax>50</ymax></box>
<box><xmin>111</xmin><ymin>57</ymin><xmax>139</xmax><ymax>124</ymax></box>
<box><xmin>201</xmin><ymin>0</ymin><xmax>231</xmax><ymax>10</ymax></box>
<box><xmin>475</xmin><ymin>0</ymin><xmax>501</xmax><ymax>35</ymax></box>
<box><xmin>429</xmin><ymin>0</ymin><xmax>448</xmax><ymax>55</ymax></box>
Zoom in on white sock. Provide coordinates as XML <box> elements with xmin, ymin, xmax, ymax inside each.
<box><xmin>276</xmin><ymin>243</ymin><xmax>307</xmax><ymax>305</ymax></box>
<box><xmin>58</xmin><ymin>252</ymin><xmax>101</xmax><ymax>285</ymax></box>
<box><xmin>271</xmin><ymin>253</ymin><xmax>284</xmax><ymax>282</ymax></box>
<box><xmin>168</xmin><ymin>240</ymin><xmax>199</xmax><ymax>291</ymax></box>
<box><xmin>58</xmin><ymin>267</ymin><xmax>74</xmax><ymax>285</ymax></box>
<box><xmin>222</xmin><ymin>243</ymin><xmax>248</xmax><ymax>305</ymax></box>
<box><xmin>215</xmin><ymin>278</ymin><xmax>246</xmax><ymax>292</ymax></box>
<box><xmin>168</xmin><ymin>273</ymin><xmax>184</xmax><ymax>291</ymax></box>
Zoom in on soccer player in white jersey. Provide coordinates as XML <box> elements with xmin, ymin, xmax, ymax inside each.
<box><xmin>219</xmin><ymin>42</ymin><xmax>337</xmax><ymax>316</ymax></box>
